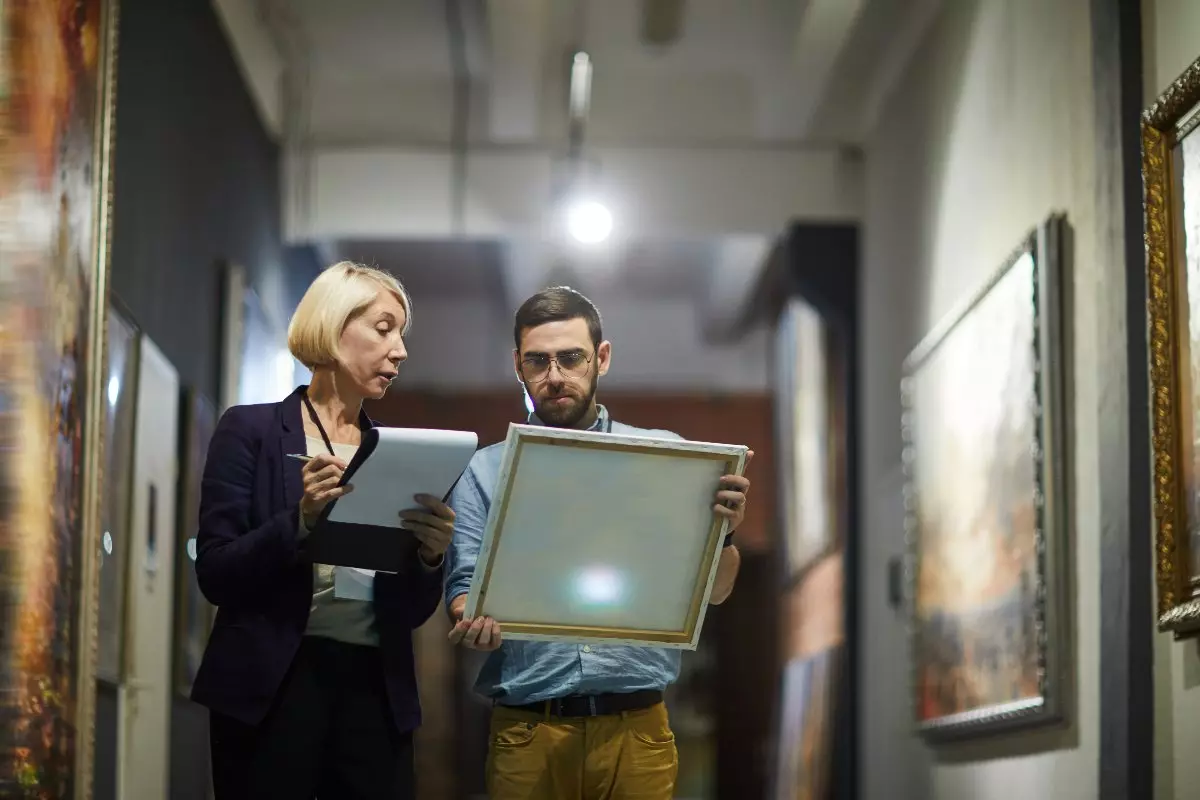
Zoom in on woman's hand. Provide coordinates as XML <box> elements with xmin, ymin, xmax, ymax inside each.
<box><xmin>299</xmin><ymin>453</ymin><xmax>353</xmax><ymax>528</ymax></box>
<box><xmin>399</xmin><ymin>494</ymin><xmax>455</xmax><ymax>565</ymax></box>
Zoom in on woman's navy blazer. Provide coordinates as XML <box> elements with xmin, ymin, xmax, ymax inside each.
<box><xmin>189</xmin><ymin>386</ymin><xmax>442</xmax><ymax>730</ymax></box>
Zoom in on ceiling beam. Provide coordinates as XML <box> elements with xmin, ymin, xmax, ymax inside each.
<box><xmin>211</xmin><ymin>0</ymin><xmax>286</xmax><ymax>139</ymax></box>
<box><xmin>484</xmin><ymin>0</ymin><xmax>550</xmax><ymax>143</ymax></box>
<box><xmin>756</xmin><ymin>0</ymin><xmax>868</xmax><ymax>140</ymax></box>
<box><xmin>856</xmin><ymin>0</ymin><xmax>943</xmax><ymax>138</ymax></box>
<box><xmin>697</xmin><ymin>235</ymin><xmax>775</xmax><ymax>343</ymax></box>
<box><xmin>285</xmin><ymin>144</ymin><xmax>861</xmax><ymax>243</ymax></box>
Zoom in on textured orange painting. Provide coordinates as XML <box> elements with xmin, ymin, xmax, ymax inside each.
<box><xmin>0</xmin><ymin>0</ymin><xmax>115</xmax><ymax>794</ymax></box>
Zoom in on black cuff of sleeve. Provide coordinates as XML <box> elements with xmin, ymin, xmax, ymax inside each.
<box><xmin>722</xmin><ymin>532</ymin><xmax>735</xmax><ymax>548</ymax></box>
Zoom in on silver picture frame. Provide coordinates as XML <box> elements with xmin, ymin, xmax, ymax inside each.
<box><xmin>901</xmin><ymin>214</ymin><xmax>1070</xmax><ymax>740</ymax></box>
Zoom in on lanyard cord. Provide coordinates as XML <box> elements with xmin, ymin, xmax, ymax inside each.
<box><xmin>301</xmin><ymin>390</ymin><xmax>337</xmax><ymax>457</ymax></box>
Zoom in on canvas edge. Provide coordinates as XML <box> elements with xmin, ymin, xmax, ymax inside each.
<box><xmin>463</xmin><ymin>423</ymin><xmax>521</xmax><ymax>619</ymax></box>
<box><xmin>902</xmin><ymin>215</ymin><xmax>1070</xmax><ymax>742</ymax></box>
<box><xmin>509</xmin><ymin>422</ymin><xmax>747</xmax><ymax>457</ymax></box>
<box><xmin>75</xmin><ymin>0</ymin><xmax>121</xmax><ymax>795</ymax></box>
<box><xmin>686</xmin><ymin>447</ymin><xmax>747</xmax><ymax>650</ymax></box>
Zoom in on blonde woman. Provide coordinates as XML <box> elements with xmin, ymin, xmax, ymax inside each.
<box><xmin>191</xmin><ymin>262</ymin><xmax>454</xmax><ymax>800</ymax></box>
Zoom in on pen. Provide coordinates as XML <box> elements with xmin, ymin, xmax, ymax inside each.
<box><xmin>286</xmin><ymin>453</ymin><xmax>314</xmax><ymax>463</ymax></box>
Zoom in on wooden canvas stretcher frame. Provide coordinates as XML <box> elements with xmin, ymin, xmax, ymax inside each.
<box><xmin>464</xmin><ymin>424</ymin><xmax>747</xmax><ymax>649</ymax></box>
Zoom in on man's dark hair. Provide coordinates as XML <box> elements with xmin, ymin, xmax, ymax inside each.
<box><xmin>513</xmin><ymin>286</ymin><xmax>603</xmax><ymax>350</ymax></box>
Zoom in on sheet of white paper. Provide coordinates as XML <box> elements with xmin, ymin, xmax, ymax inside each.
<box><xmin>334</xmin><ymin>567</ymin><xmax>376</xmax><ymax>601</ymax></box>
<box><xmin>326</xmin><ymin>427</ymin><xmax>478</xmax><ymax>528</ymax></box>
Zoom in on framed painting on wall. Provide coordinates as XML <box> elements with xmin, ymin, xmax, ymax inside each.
<box><xmin>220</xmin><ymin>262</ymin><xmax>296</xmax><ymax>410</ymax></box>
<box><xmin>901</xmin><ymin>215</ymin><xmax>1070</xmax><ymax>739</ymax></box>
<box><xmin>0</xmin><ymin>0</ymin><xmax>120</xmax><ymax>795</ymax></box>
<box><xmin>774</xmin><ymin>298</ymin><xmax>844</xmax><ymax>581</ymax></box>
<box><xmin>769</xmin><ymin>551</ymin><xmax>844</xmax><ymax>800</ymax></box>
<box><xmin>1141</xmin><ymin>53</ymin><xmax>1200</xmax><ymax>635</ymax></box>
<box><xmin>173</xmin><ymin>388</ymin><xmax>217</xmax><ymax>696</ymax></box>
<box><xmin>96</xmin><ymin>305</ymin><xmax>140</xmax><ymax>685</ymax></box>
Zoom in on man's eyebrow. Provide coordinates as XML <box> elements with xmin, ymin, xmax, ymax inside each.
<box><xmin>523</xmin><ymin>348</ymin><xmax>584</xmax><ymax>358</ymax></box>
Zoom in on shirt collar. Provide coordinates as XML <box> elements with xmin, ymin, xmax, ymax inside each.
<box><xmin>527</xmin><ymin>403</ymin><xmax>609</xmax><ymax>432</ymax></box>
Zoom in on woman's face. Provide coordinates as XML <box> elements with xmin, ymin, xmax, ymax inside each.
<box><xmin>337</xmin><ymin>290</ymin><xmax>408</xmax><ymax>399</ymax></box>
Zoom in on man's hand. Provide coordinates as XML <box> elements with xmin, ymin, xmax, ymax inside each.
<box><xmin>714</xmin><ymin>449</ymin><xmax>753</xmax><ymax>531</ymax></box>
<box><xmin>400</xmin><ymin>493</ymin><xmax>455</xmax><ymax>565</ymax></box>
<box><xmin>446</xmin><ymin>594</ymin><xmax>503</xmax><ymax>651</ymax></box>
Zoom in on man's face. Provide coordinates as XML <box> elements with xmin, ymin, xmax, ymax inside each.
<box><xmin>514</xmin><ymin>318</ymin><xmax>610</xmax><ymax>428</ymax></box>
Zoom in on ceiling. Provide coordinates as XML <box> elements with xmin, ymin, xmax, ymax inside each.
<box><xmin>215</xmin><ymin>0</ymin><xmax>940</xmax><ymax>342</ymax></box>
<box><xmin>235</xmin><ymin>0</ymin><xmax>939</xmax><ymax>146</ymax></box>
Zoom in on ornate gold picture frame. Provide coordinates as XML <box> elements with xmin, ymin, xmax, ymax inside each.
<box><xmin>1</xmin><ymin>0</ymin><xmax>120</xmax><ymax>795</ymax></box>
<box><xmin>464</xmin><ymin>424</ymin><xmax>747</xmax><ymax>649</ymax></box>
<box><xmin>1142</xmin><ymin>54</ymin><xmax>1200</xmax><ymax>635</ymax></box>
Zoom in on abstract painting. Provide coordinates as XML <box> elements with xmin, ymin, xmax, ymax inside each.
<box><xmin>902</xmin><ymin>216</ymin><xmax>1069</xmax><ymax>739</ymax></box>
<box><xmin>0</xmin><ymin>0</ymin><xmax>119</xmax><ymax>795</ymax></box>
<box><xmin>173</xmin><ymin>388</ymin><xmax>216</xmax><ymax>696</ymax></box>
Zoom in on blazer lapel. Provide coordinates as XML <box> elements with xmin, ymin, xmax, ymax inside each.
<box><xmin>280</xmin><ymin>387</ymin><xmax>307</xmax><ymax>510</ymax></box>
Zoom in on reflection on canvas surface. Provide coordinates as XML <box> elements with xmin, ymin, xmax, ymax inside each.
<box><xmin>0</xmin><ymin>0</ymin><xmax>108</xmax><ymax>792</ymax></box>
<box><xmin>482</xmin><ymin>443</ymin><xmax>723</xmax><ymax>632</ymax></box>
<box><xmin>911</xmin><ymin>254</ymin><xmax>1039</xmax><ymax>722</ymax></box>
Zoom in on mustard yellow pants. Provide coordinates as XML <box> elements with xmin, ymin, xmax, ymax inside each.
<box><xmin>485</xmin><ymin>701</ymin><xmax>678</xmax><ymax>800</ymax></box>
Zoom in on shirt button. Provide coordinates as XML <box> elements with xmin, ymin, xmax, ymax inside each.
<box><xmin>582</xmin><ymin>645</ymin><xmax>591</xmax><ymax>653</ymax></box>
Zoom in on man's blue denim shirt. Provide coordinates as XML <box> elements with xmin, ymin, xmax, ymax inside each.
<box><xmin>444</xmin><ymin>405</ymin><xmax>686</xmax><ymax>705</ymax></box>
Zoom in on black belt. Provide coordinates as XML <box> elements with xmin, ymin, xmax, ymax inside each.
<box><xmin>501</xmin><ymin>689</ymin><xmax>662</xmax><ymax>718</ymax></box>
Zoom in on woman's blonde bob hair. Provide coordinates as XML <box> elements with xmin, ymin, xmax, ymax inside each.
<box><xmin>287</xmin><ymin>261</ymin><xmax>412</xmax><ymax>369</ymax></box>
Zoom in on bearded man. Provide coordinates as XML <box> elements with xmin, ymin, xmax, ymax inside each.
<box><xmin>443</xmin><ymin>286</ymin><xmax>753</xmax><ymax>800</ymax></box>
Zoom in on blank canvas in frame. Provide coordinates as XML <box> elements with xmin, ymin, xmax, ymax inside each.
<box><xmin>464</xmin><ymin>425</ymin><xmax>747</xmax><ymax>649</ymax></box>
<box><xmin>901</xmin><ymin>215</ymin><xmax>1069</xmax><ymax>740</ymax></box>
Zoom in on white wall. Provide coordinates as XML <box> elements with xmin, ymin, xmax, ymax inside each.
<box><xmin>860</xmin><ymin>1</ymin><xmax>1101</xmax><ymax>797</ymax></box>
<box><xmin>1144</xmin><ymin>4</ymin><xmax>1200</xmax><ymax>798</ymax></box>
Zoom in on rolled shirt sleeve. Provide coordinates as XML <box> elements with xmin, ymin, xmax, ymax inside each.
<box><xmin>444</xmin><ymin>461</ymin><xmax>489</xmax><ymax>607</ymax></box>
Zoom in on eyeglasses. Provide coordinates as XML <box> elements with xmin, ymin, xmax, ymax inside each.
<box><xmin>519</xmin><ymin>350</ymin><xmax>593</xmax><ymax>382</ymax></box>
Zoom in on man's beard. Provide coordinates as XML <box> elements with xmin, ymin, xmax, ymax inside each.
<box><xmin>528</xmin><ymin>374</ymin><xmax>599</xmax><ymax>428</ymax></box>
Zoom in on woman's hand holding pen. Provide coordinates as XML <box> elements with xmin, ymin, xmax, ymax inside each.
<box><xmin>299</xmin><ymin>453</ymin><xmax>353</xmax><ymax>528</ymax></box>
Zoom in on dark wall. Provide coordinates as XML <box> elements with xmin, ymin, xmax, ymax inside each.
<box><xmin>106</xmin><ymin>0</ymin><xmax>286</xmax><ymax>797</ymax></box>
<box><xmin>109</xmin><ymin>0</ymin><xmax>285</xmax><ymax>403</ymax></box>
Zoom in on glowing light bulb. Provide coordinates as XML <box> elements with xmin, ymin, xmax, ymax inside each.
<box><xmin>566</xmin><ymin>200</ymin><xmax>612</xmax><ymax>244</ymax></box>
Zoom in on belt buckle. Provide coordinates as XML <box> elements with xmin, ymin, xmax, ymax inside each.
<box><xmin>588</xmin><ymin>696</ymin><xmax>598</xmax><ymax>716</ymax></box>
